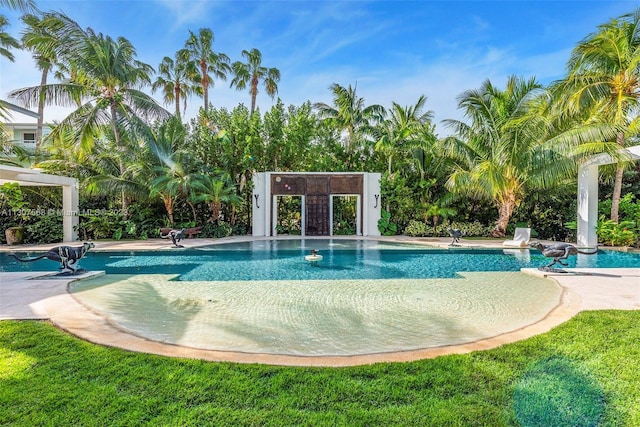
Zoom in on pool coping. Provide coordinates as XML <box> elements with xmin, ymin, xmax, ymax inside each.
<box><xmin>1</xmin><ymin>236</ymin><xmax>639</xmax><ymax>366</ymax></box>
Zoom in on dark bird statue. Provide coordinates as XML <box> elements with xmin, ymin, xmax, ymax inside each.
<box><xmin>448</xmin><ymin>228</ymin><xmax>464</xmax><ymax>246</ymax></box>
<box><xmin>529</xmin><ymin>241</ymin><xmax>598</xmax><ymax>271</ymax></box>
<box><xmin>159</xmin><ymin>228</ymin><xmax>186</xmax><ymax>248</ymax></box>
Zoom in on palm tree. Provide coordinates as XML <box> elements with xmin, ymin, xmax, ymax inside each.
<box><xmin>561</xmin><ymin>9</ymin><xmax>640</xmax><ymax>222</ymax></box>
<box><xmin>375</xmin><ymin>95</ymin><xmax>434</xmax><ymax>174</ymax></box>
<box><xmin>182</xmin><ymin>28</ymin><xmax>230</xmax><ymax>112</ymax></box>
<box><xmin>19</xmin><ymin>13</ymin><xmax>66</xmax><ymax>149</ymax></box>
<box><xmin>0</xmin><ymin>0</ymin><xmax>37</xmax><ymax>61</ymax></box>
<box><xmin>146</xmin><ymin>117</ymin><xmax>203</xmax><ymax>225</ymax></box>
<box><xmin>82</xmin><ymin>128</ymin><xmax>151</xmax><ymax>210</ymax></box>
<box><xmin>0</xmin><ymin>0</ymin><xmax>37</xmax><ymax>11</ymax></box>
<box><xmin>9</xmin><ymin>12</ymin><xmax>169</xmax><ymax>215</ymax></box>
<box><xmin>0</xmin><ymin>0</ymin><xmax>36</xmax><ymax>68</ymax></box>
<box><xmin>152</xmin><ymin>53</ymin><xmax>197</xmax><ymax>117</ymax></box>
<box><xmin>191</xmin><ymin>172</ymin><xmax>242</xmax><ymax>222</ymax></box>
<box><xmin>0</xmin><ymin>15</ymin><xmax>20</xmax><ymax>62</ymax></box>
<box><xmin>230</xmin><ymin>48</ymin><xmax>280</xmax><ymax>114</ymax></box>
<box><xmin>11</xmin><ymin>13</ymin><xmax>169</xmax><ymax>152</ymax></box>
<box><xmin>442</xmin><ymin>75</ymin><xmax>574</xmax><ymax>237</ymax></box>
<box><xmin>313</xmin><ymin>83</ymin><xmax>384</xmax><ymax>167</ymax></box>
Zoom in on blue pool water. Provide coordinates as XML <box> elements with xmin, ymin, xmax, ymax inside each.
<box><xmin>1</xmin><ymin>239</ymin><xmax>638</xmax><ymax>280</ymax></box>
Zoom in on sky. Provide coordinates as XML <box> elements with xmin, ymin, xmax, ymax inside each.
<box><xmin>1</xmin><ymin>0</ymin><xmax>638</xmax><ymax>137</ymax></box>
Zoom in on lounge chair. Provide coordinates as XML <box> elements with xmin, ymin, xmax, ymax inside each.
<box><xmin>503</xmin><ymin>227</ymin><xmax>531</xmax><ymax>247</ymax></box>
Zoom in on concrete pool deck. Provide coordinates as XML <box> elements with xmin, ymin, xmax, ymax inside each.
<box><xmin>1</xmin><ymin>236</ymin><xmax>638</xmax><ymax>366</ymax></box>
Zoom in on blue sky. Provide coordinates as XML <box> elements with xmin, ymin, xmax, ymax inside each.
<box><xmin>1</xmin><ymin>0</ymin><xmax>638</xmax><ymax>136</ymax></box>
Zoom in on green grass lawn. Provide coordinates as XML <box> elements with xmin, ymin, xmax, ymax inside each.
<box><xmin>1</xmin><ymin>311</ymin><xmax>639</xmax><ymax>426</ymax></box>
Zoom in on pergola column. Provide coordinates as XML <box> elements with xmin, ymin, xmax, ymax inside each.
<box><xmin>62</xmin><ymin>182</ymin><xmax>79</xmax><ymax>242</ymax></box>
<box><xmin>576</xmin><ymin>144</ymin><xmax>640</xmax><ymax>248</ymax></box>
<box><xmin>577</xmin><ymin>163</ymin><xmax>599</xmax><ymax>247</ymax></box>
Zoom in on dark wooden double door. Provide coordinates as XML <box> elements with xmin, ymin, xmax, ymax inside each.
<box><xmin>305</xmin><ymin>194</ymin><xmax>329</xmax><ymax>236</ymax></box>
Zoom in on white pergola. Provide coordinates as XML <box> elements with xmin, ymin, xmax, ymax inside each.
<box><xmin>0</xmin><ymin>165</ymin><xmax>78</xmax><ymax>242</ymax></box>
<box><xmin>577</xmin><ymin>144</ymin><xmax>640</xmax><ymax>247</ymax></box>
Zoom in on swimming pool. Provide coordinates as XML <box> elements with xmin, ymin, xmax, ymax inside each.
<box><xmin>2</xmin><ymin>239</ymin><xmax>638</xmax><ymax>280</ymax></box>
<box><xmin>3</xmin><ymin>239</ymin><xmax>636</xmax><ymax>357</ymax></box>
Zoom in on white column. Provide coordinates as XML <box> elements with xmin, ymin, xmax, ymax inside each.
<box><xmin>577</xmin><ymin>163</ymin><xmax>599</xmax><ymax>247</ymax></box>
<box><xmin>62</xmin><ymin>181</ymin><xmax>79</xmax><ymax>242</ymax></box>
<box><xmin>363</xmin><ymin>173</ymin><xmax>381</xmax><ymax>236</ymax></box>
<box><xmin>356</xmin><ymin>194</ymin><xmax>362</xmax><ymax>236</ymax></box>
<box><xmin>252</xmin><ymin>172</ymin><xmax>269</xmax><ymax>236</ymax></box>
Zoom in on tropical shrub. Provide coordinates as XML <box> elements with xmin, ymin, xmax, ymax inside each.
<box><xmin>599</xmin><ymin>193</ymin><xmax>639</xmax><ymax>222</ymax></box>
<box><xmin>333</xmin><ymin>219</ymin><xmax>356</xmax><ymax>235</ymax></box>
<box><xmin>275</xmin><ymin>196</ymin><xmax>302</xmax><ymax>235</ymax></box>
<box><xmin>378</xmin><ymin>209</ymin><xmax>397</xmax><ymax>236</ymax></box>
<box><xmin>78</xmin><ymin>211</ymin><xmax>132</xmax><ymax>241</ymax></box>
<box><xmin>595</xmin><ymin>193</ymin><xmax>640</xmax><ymax>247</ymax></box>
<box><xmin>404</xmin><ymin>220</ymin><xmax>429</xmax><ymax>237</ymax></box>
<box><xmin>333</xmin><ymin>196</ymin><xmax>357</xmax><ymax>235</ymax></box>
<box><xmin>0</xmin><ymin>182</ymin><xmax>28</xmax><ymax>225</ymax></box>
<box><xmin>433</xmin><ymin>221</ymin><xmax>492</xmax><ymax>237</ymax></box>
<box><xmin>202</xmin><ymin>221</ymin><xmax>233</xmax><ymax>238</ymax></box>
<box><xmin>25</xmin><ymin>215</ymin><xmax>63</xmax><ymax>243</ymax></box>
<box><xmin>596</xmin><ymin>219</ymin><xmax>638</xmax><ymax>247</ymax></box>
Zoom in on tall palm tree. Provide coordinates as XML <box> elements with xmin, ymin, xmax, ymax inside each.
<box><xmin>442</xmin><ymin>75</ymin><xmax>574</xmax><ymax>237</ymax></box>
<box><xmin>9</xmin><ymin>12</ymin><xmax>169</xmax><ymax>215</ymax></box>
<box><xmin>11</xmin><ymin>13</ymin><xmax>169</xmax><ymax>152</ymax></box>
<box><xmin>19</xmin><ymin>13</ymin><xmax>66</xmax><ymax>149</ymax></box>
<box><xmin>561</xmin><ymin>9</ymin><xmax>640</xmax><ymax>222</ymax></box>
<box><xmin>375</xmin><ymin>95</ymin><xmax>434</xmax><ymax>174</ymax></box>
<box><xmin>182</xmin><ymin>28</ymin><xmax>230</xmax><ymax>112</ymax></box>
<box><xmin>152</xmin><ymin>52</ymin><xmax>197</xmax><ymax>117</ymax></box>
<box><xmin>230</xmin><ymin>48</ymin><xmax>280</xmax><ymax>114</ymax></box>
<box><xmin>313</xmin><ymin>83</ymin><xmax>384</xmax><ymax>167</ymax></box>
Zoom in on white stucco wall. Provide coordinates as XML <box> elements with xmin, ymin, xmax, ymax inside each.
<box><xmin>252</xmin><ymin>172</ymin><xmax>381</xmax><ymax>237</ymax></box>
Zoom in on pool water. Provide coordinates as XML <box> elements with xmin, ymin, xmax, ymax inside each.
<box><xmin>69</xmin><ymin>272</ymin><xmax>562</xmax><ymax>356</ymax></box>
<box><xmin>1</xmin><ymin>239</ymin><xmax>638</xmax><ymax>280</ymax></box>
<box><xmin>4</xmin><ymin>239</ymin><xmax>636</xmax><ymax>356</ymax></box>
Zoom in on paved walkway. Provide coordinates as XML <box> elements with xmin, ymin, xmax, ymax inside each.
<box><xmin>1</xmin><ymin>237</ymin><xmax>638</xmax><ymax>366</ymax></box>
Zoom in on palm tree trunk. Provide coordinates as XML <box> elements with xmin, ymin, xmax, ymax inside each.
<box><xmin>201</xmin><ymin>60</ymin><xmax>209</xmax><ymax>111</ymax></box>
<box><xmin>36</xmin><ymin>64</ymin><xmax>49</xmax><ymax>151</ymax></box>
<box><xmin>250</xmin><ymin>75</ymin><xmax>258</xmax><ymax>114</ymax></box>
<box><xmin>610</xmin><ymin>131</ymin><xmax>626</xmax><ymax>223</ymax></box>
<box><xmin>491</xmin><ymin>196</ymin><xmax>516</xmax><ymax>237</ymax></box>
<box><xmin>212</xmin><ymin>201</ymin><xmax>221</xmax><ymax>222</ymax></box>
<box><xmin>174</xmin><ymin>85</ymin><xmax>181</xmax><ymax>117</ymax></box>
<box><xmin>163</xmin><ymin>196</ymin><xmax>174</xmax><ymax>225</ymax></box>
<box><xmin>188</xmin><ymin>201</ymin><xmax>197</xmax><ymax>224</ymax></box>
<box><xmin>610</xmin><ymin>165</ymin><xmax>624</xmax><ymax>222</ymax></box>
<box><xmin>110</xmin><ymin>101</ymin><xmax>128</xmax><ymax>219</ymax></box>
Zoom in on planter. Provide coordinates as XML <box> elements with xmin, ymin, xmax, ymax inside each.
<box><xmin>5</xmin><ymin>226</ymin><xmax>25</xmax><ymax>245</ymax></box>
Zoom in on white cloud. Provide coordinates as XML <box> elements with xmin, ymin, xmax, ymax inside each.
<box><xmin>154</xmin><ymin>0</ymin><xmax>215</xmax><ymax>30</ymax></box>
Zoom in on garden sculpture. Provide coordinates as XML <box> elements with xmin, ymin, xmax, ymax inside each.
<box><xmin>160</xmin><ymin>228</ymin><xmax>186</xmax><ymax>248</ymax></box>
<box><xmin>448</xmin><ymin>228</ymin><xmax>464</xmax><ymax>246</ymax></box>
<box><xmin>529</xmin><ymin>241</ymin><xmax>598</xmax><ymax>272</ymax></box>
<box><xmin>10</xmin><ymin>242</ymin><xmax>95</xmax><ymax>274</ymax></box>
